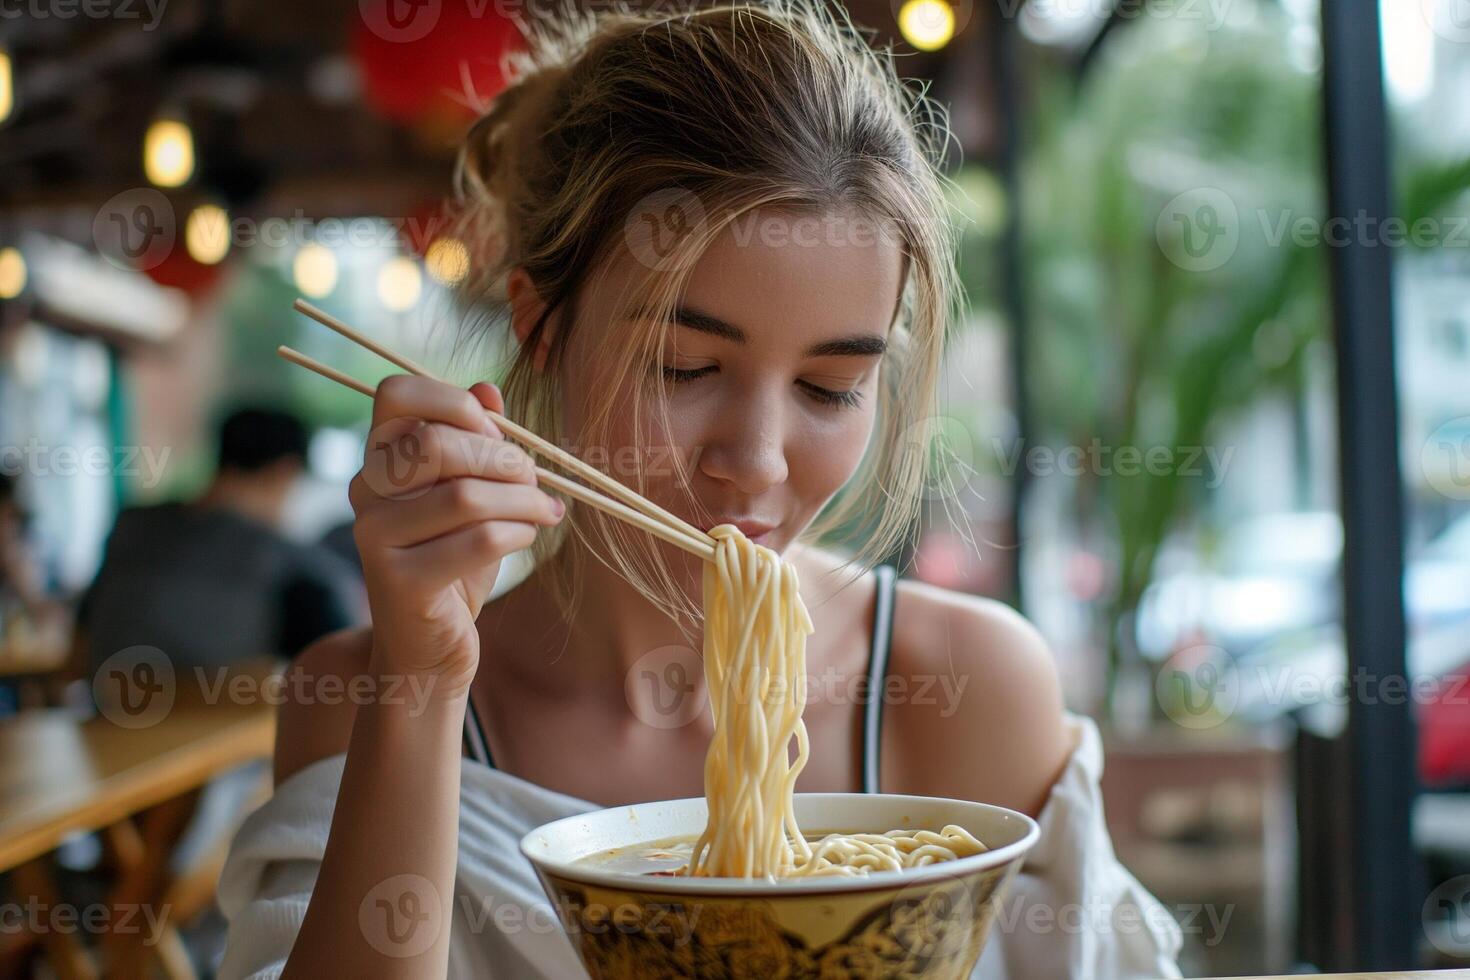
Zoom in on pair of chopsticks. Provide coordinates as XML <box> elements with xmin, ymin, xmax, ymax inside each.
<box><xmin>277</xmin><ymin>300</ymin><xmax>718</xmax><ymax>563</ymax></box>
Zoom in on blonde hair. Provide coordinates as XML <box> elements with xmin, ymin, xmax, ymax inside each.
<box><xmin>449</xmin><ymin>0</ymin><xmax>963</xmax><ymax>638</ymax></box>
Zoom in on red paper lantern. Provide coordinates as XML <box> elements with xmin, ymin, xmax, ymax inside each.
<box><xmin>354</xmin><ymin>0</ymin><xmax>524</xmax><ymax>125</ymax></box>
<box><xmin>142</xmin><ymin>245</ymin><xmax>225</xmax><ymax>297</ymax></box>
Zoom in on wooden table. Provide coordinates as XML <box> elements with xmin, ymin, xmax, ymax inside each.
<box><xmin>0</xmin><ymin>697</ymin><xmax>276</xmax><ymax>979</ymax></box>
<box><xmin>1213</xmin><ymin>973</ymin><xmax>1470</xmax><ymax>978</ymax></box>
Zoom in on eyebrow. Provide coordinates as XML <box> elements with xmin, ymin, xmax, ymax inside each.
<box><xmin>660</xmin><ymin>304</ymin><xmax>888</xmax><ymax>358</ymax></box>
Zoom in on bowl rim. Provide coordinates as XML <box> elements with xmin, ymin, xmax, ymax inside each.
<box><xmin>518</xmin><ymin>792</ymin><xmax>1041</xmax><ymax>897</ymax></box>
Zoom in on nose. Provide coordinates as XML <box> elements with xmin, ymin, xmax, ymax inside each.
<box><xmin>696</xmin><ymin>386</ymin><xmax>790</xmax><ymax>495</ymax></box>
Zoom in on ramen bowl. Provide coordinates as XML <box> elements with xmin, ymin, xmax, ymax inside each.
<box><xmin>520</xmin><ymin>793</ymin><xmax>1039</xmax><ymax>979</ymax></box>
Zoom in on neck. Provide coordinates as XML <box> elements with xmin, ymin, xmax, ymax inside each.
<box><xmin>485</xmin><ymin>533</ymin><xmax>837</xmax><ymax>696</ymax></box>
<box><xmin>196</xmin><ymin>475</ymin><xmax>286</xmax><ymax>529</ymax></box>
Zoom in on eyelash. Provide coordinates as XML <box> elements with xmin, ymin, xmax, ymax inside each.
<box><xmin>659</xmin><ymin>366</ymin><xmax>864</xmax><ymax>409</ymax></box>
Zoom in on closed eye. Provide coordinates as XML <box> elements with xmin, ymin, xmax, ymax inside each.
<box><xmin>659</xmin><ymin>365</ymin><xmax>864</xmax><ymax>409</ymax></box>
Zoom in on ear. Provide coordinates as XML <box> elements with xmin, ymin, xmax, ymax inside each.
<box><xmin>507</xmin><ymin>266</ymin><xmax>556</xmax><ymax>373</ymax></box>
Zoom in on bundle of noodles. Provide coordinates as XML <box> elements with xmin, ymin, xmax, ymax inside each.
<box><xmin>688</xmin><ymin>524</ymin><xmax>814</xmax><ymax>878</ymax></box>
<box><xmin>688</xmin><ymin>526</ymin><xmax>989</xmax><ymax>880</ymax></box>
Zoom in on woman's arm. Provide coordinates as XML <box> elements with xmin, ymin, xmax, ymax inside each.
<box><xmin>276</xmin><ymin>639</ymin><xmax>466</xmax><ymax>978</ymax></box>
<box><xmin>264</xmin><ymin>377</ymin><xmax>563</xmax><ymax>979</ymax></box>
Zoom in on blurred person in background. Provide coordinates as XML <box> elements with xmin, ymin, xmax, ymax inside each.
<box><xmin>0</xmin><ymin>471</ymin><xmax>71</xmax><ymax>712</ymax></box>
<box><xmin>76</xmin><ymin>406</ymin><xmax>366</xmax><ymax>684</ymax></box>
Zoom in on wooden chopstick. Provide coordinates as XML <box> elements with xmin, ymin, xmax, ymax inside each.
<box><xmin>277</xmin><ymin>344</ymin><xmax>718</xmax><ymax>564</ymax></box>
<box><xmin>292</xmin><ymin>300</ymin><xmax>717</xmax><ymax>552</ymax></box>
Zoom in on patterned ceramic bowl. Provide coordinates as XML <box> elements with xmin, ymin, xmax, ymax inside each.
<box><xmin>520</xmin><ymin>793</ymin><xmax>1039</xmax><ymax>979</ymax></box>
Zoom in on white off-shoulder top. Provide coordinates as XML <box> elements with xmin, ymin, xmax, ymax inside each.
<box><xmin>216</xmin><ymin>712</ymin><xmax>1183</xmax><ymax>979</ymax></box>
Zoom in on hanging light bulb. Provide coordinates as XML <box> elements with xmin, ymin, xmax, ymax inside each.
<box><xmin>185</xmin><ymin>204</ymin><xmax>230</xmax><ymax>265</ymax></box>
<box><xmin>0</xmin><ymin>48</ymin><xmax>13</xmax><ymax>125</ymax></box>
<box><xmin>425</xmin><ymin>237</ymin><xmax>470</xmax><ymax>286</ymax></box>
<box><xmin>293</xmin><ymin>244</ymin><xmax>338</xmax><ymax>298</ymax></box>
<box><xmin>0</xmin><ymin>247</ymin><xmax>25</xmax><ymax>299</ymax></box>
<box><xmin>377</xmin><ymin>256</ymin><xmax>423</xmax><ymax>311</ymax></box>
<box><xmin>144</xmin><ymin>116</ymin><xmax>195</xmax><ymax>187</ymax></box>
<box><xmin>898</xmin><ymin>0</ymin><xmax>956</xmax><ymax>51</ymax></box>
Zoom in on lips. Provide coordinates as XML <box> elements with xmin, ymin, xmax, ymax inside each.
<box><xmin>698</xmin><ymin>518</ymin><xmax>778</xmax><ymax>542</ymax></box>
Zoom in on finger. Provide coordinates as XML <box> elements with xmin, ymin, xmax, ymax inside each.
<box><xmin>392</xmin><ymin>519</ymin><xmax>540</xmax><ymax>588</ymax></box>
<box><xmin>359</xmin><ymin>423</ymin><xmax>539</xmax><ymax>501</ymax></box>
<box><xmin>370</xmin><ymin>374</ymin><xmax>499</xmax><ymax>439</ymax></box>
<box><xmin>468</xmin><ymin>382</ymin><xmax>506</xmax><ymax>438</ymax></box>
<box><xmin>357</xmin><ymin>479</ymin><xmax>563</xmax><ymax>548</ymax></box>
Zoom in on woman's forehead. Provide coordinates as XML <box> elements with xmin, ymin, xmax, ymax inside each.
<box><xmin>587</xmin><ymin>209</ymin><xmax>905</xmax><ymax>346</ymax></box>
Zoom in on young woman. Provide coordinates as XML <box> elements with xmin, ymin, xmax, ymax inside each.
<box><xmin>218</xmin><ymin>2</ymin><xmax>1183</xmax><ymax>977</ymax></box>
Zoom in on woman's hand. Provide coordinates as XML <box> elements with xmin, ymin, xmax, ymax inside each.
<box><xmin>349</xmin><ymin>376</ymin><xmax>564</xmax><ymax>696</ymax></box>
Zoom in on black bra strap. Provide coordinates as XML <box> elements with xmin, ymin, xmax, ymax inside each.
<box><xmin>862</xmin><ymin>564</ymin><xmax>898</xmax><ymax>795</ymax></box>
<box><xmin>463</xmin><ymin>694</ymin><xmax>495</xmax><ymax>769</ymax></box>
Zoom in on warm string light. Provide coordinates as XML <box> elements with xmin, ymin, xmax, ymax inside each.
<box><xmin>0</xmin><ymin>248</ymin><xmax>26</xmax><ymax>299</ymax></box>
<box><xmin>185</xmin><ymin>204</ymin><xmax>230</xmax><ymax>265</ymax></box>
<box><xmin>425</xmin><ymin>237</ymin><xmax>470</xmax><ymax>286</ymax></box>
<box><xmin>898</xmin><ymin>0</ymin><xmax>956</xmax><ymax>51</ymax></box>
<box><xmin>293</xmin><ymin>244</ymin><xmax>338</xmax><ymax>298</ymax></box>
<box><xmin>144</xmin><ymin>117</ymin><xmax>195</xmax><ymax>188</ymax></box>
<box><xmin>377</xmin><ymin>255</ymin><xmax>423</xmax><ymax>311</ymax></box>
<box><xmin>0</xmin><ymin>48</ymin><xmax>13</xmax><ymax>124</ymax></box>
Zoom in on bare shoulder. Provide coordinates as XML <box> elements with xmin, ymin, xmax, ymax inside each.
<box><xmin>273</xmin><ymin>626</ymin><xmax>375</xmax><ymax>786</ymax></box>
<box><xmin>882</xmin><ymin>577</ymin><xmax>1073</xmax><ymax>817</ymax></box>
